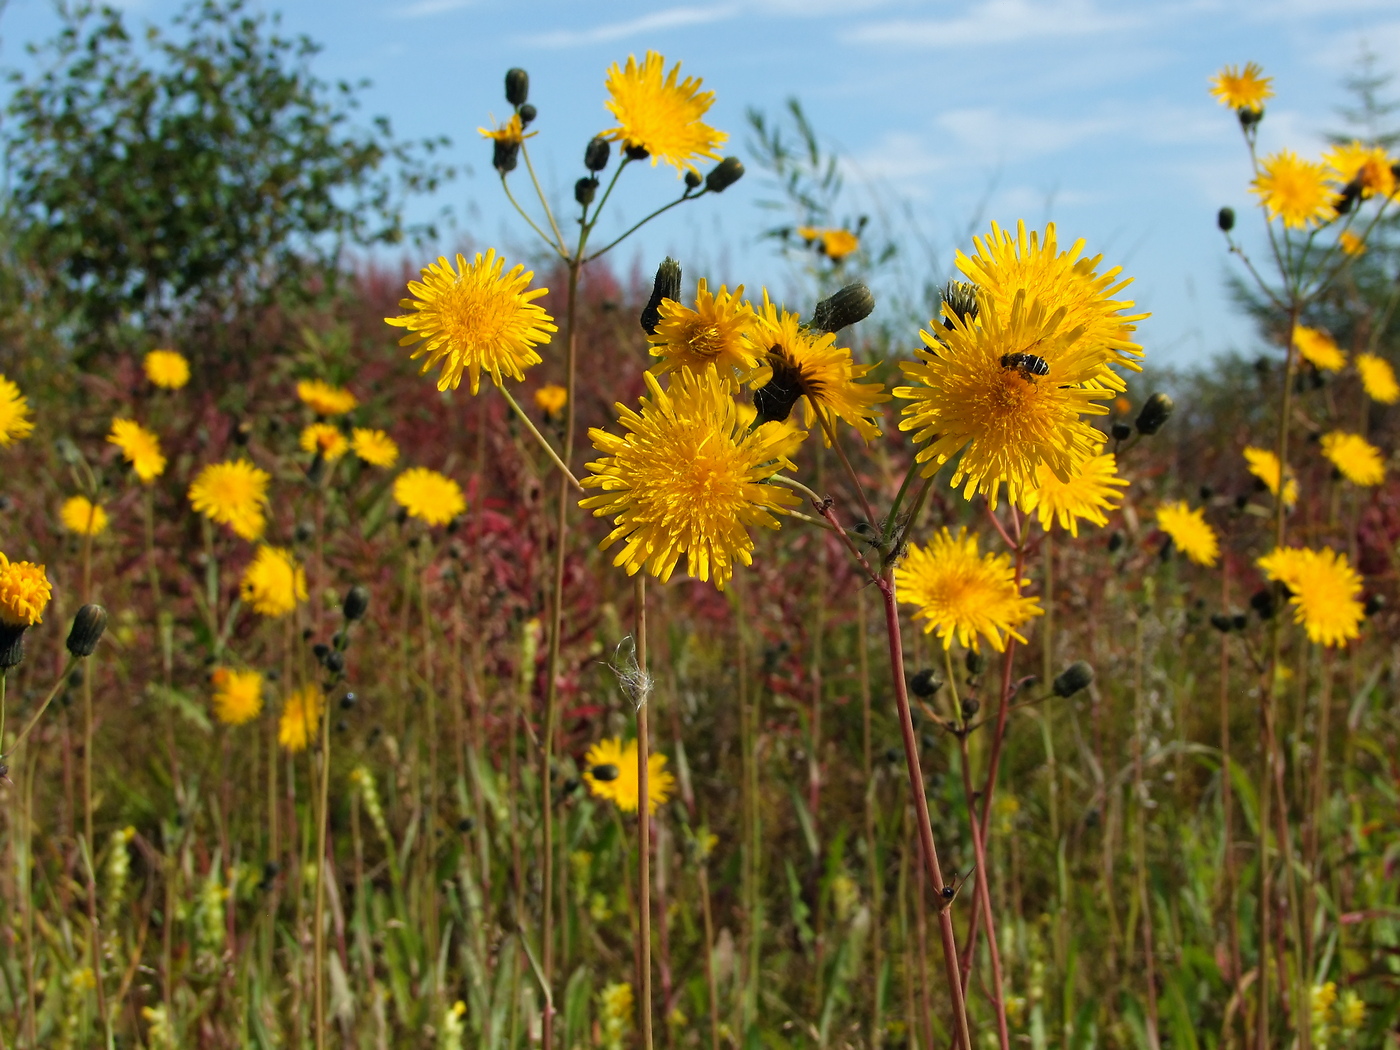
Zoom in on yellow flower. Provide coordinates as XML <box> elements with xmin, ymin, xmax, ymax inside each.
<box><xmin>278</xmin><ymin>683</ymin><xmax>325</xmax><ymax>753</ymax></box>
<box><xmin>599</xmin><ymin>980</ymin><xmax>635</xmax><ymax>1043</ymax></box>
<box><xmin>386</xmin><ymin>250</ymin><xmax>557</xmax><ymax>394</ymax></box>
<box><xmin>1156</xmin><ymin>501</ymin><xmax>1219</xmax><ymax>567</ymax></box>
<box><xmin>1320</xmin><ymin>431</ymin><xmax>1385</xmax><ymax>486</ymax></box>
<box><xmin>210</xmin><ymin>667</ymin><xmax>264</xmax><ymax>727</ymax></box>
<box><xmin>582</xmin><ymin>737</ymin><xmax>676</xmax><ymax>815</ymax></box>
<box><xmin>1337</xmin><ymin>990</ymin><xmax>1365</xmax><ymax>1032</ymax></box>
<box><xmin>144</xmin><ymin>349</ymin><xmax>190</xmax><ymax>390</ymax></box>
<box><xmin>1017</xmin><ymin>446</ymin><xmax>1127</xmax><ymax>536</ymax></box>
<box><xmin>239</xmin><ymin>545</ymin><xmax>308</xmax><ymax>618</ymax></box>
<box><xmin>1252</xmin><ymin>151</ymin><xmax>1337</xmax><ymax>230</ymax></box>
<box><xmin>1210</xmin><ymin>62</ymin><xmax>1273</xmax><ymax>113</ymax></box>
<box><xmin>603</xmin><ymin>51</ymin><xmax>726</xmax><ymax>175</ymax></box>
<box><xmin>580</xmin><ymin>367</ymin><xmax>803</xmax><ymax>590</ymax></box>
<box><xmin>351</xmin><ymin>428</ymin><xmax>399</xmax><ymax>467</ymax></box>
<box><xmin>1325</xmin><ymin>140</ymin><xmax>1396</xmax><ymax>199</ymax></box>
<box><xmin>1339</xmin><ymin>230</ymin><xmax>1366</xmax><ymax>256</ymax></box>
<box><xmin>533</xmin><ymin>384</ymin><xmax>568</xmax><ymax>416</ymax></box>
<box><xmin>648</xmin><ymin>279</ymin><xmax>760</xmax><ymax>386</ymax></box>
<box><xmin>819</xmin><ymin>229</ymin><xmax>859</xmax><ymax>261</ymax></box>
<box><xmin>1355</xmin><ymin>352</ymin><xmax>1399</xmax><ymax>404</ymax></box>
<box><xmin>393</xmin><ymin>467</ymin><xmax>466</xmax><ymax>527</ymax></box>
<box><xmin>1258</xmin><ymin>546</ymin><xmax>1364</xmax><ymax>648</ymax></box>
<box><xmin>299</xmin><ymin>422</ymin><xmax>349</xmax><ymax>461</ymax></box>
<box><xmin>1294</xmin><ymin>325</ymin><xmax>1346</xmax><ymax>372</ymax></box>
<box><xmin>295</xmin><ymin>379</ymin><xmax>357</xmax><ymax>416</ymax></box>
<box><xmin>1243</xmin><ymin>446</ymin><xmax>1298</xmax><ymax>506</ymax></box>
<box><xmin>0</xmin><ymin>552</ymin><xmax>52</xmax><ymax>627</ymax></box>
<box><xmin>107</xmin><ymin>418</ymin><xmax>166</xmax><ymax>482</ymax></box>
<box><xmin>188</xmin><ymin>460</ymin><xmax>271</xmax><ymax>540</ymax></box>
<box><xmin>477</xmin><ymin>112</ymin><xmax>536</xmax><ymax>145</ymax></box>
<box><xmin>795</xmin><ymin>226</ymin><xmax>819</xmax><ymax>242</ymax></box>
<box><xmin>0</xmin><ymin>374</ymin><xmax>35</xmax><ymax>446</ymax></box>
<box><xmin>60</xmin><ymin>495</ymin><xmax>109</xmax><ymax>537</ymax></box>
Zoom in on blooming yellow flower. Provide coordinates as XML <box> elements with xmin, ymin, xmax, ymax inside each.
<box><xmin>0</xmin><ymin>552</ymin><xmax>52</xmax><ymax>627</ymax></box>
<box><xmin>894</xmin><ymin>527</ymin><xmax>1042</xmax><ymax>652</ymax></box>
<box><xmin>1210</xmin><ymin>62</ymin><xmax>1273</xmax><ymax>113</ymax></box>
<box><xmin>580</xmin><ymin>367</ymin><xmax>803</xmax><ymax>590</ymax></box>
<box><xmin>1325</xmin><ymin>140</ymin><xmax>1396</xmax><ymax>199</ymax></box>
<box><xmin>299</xmin><ymin>422</ymin><xmax>349</xmax><ymax>461</ymax></box>
<box><xmin>1355</xmin><ymin>352</ymin><xmax>1399</xmax><ymax>404</ymax></box>
<box><xmin>819</xmin><ymin>229</ymin><xmax>859</xmax><ymax>261</ymax></box>
<box><xmin>188</xmin><ymin>460</ymin><xmax>271</xmax><ymax>540</ymax></box>
<box><xmin>1258</xmin><ymin>546</ymin><xmax>1364</xmax><ymax>648</ymax></box>
<box><xmin>107</xmin><ymin>418</ymin><xmax>166</xmax><ymax>482</ymax></box>
<box><xmin>603</xmin><ymin>51</ymin><xmax>726</xmax><ymax>175</ymax></box>
<box><xmin>1294</xmin><ymin>325</ymin><xmax>1346</xmax><ymax>372</ymax></box>
<box><xmin>648</xmin><ymin>279</ymin><xmax>760</xmax><ymax>385</ymax></box>
<box><xmin>582</xmin><ymin>737</ymin><xmax>676</xmax><ymax>815</ymax></box>
<box><xmin>1156</xmin><ymin>501</ymin><xmax>1219</xmax><ymax>567</ymax></box>
<box><xmin>386</xmin><ymin>250</ymin><xmax>557</xmax><ymax>395</ymax></box>
<box><xmin>1243</xmin><ymin>446</ymin><xmax>1298</xmax><ymax>507</ymax></box>
<box><xmin>144</xmin><ymin>349</ymin><xmax>190</xmax><ymax>390</ymax></box>
<box><xmin>1339</xmin><ymin>230</ymin><xmax>1366</xmax><ymax>257</ymax></box>
<box><xmin>351</xmin><ymin>427</ymin><xmax>399</xmax><ymax>467</ymax></box>
<box><xmin>394</xmin><ymin>467</ymin><xmax>466</xmax><ymax>527</ymax></box>
<box><xmin>795</xmin><ymin>226</ymin><xmax>819</xmax><ymax>242</ymax></box>
<box><xmin>278</xmin><ymin>683</ymin><xmax>325</xmax><ymax>753</ymax></box>
<box><xmin>210</xmin><ymin>667</ymin><xmax>264</xmax><ymax>727</ymax></box>
<box><xmin>1337</xmin><ymin>990</ymin><xmax>1365</xmax><ymax>1032</ymax></box>
<box><xmin>599</xmin><ymin>980</ymin><xmax>635</xmax><ymax>1045</ymax></box>
<box><xmin>1320</xmin><ymin>431</ymin><xmax>1385</xmax><ymax>486</ymax></box>
<box><xmin>1017</xmin><ymin>446</ymin><xmax>1127</xmax><ymax>536</ymax></box>
<box><xmin>1252</xmin><ymin>151</ymin><xmax>1337</xmax><ymax>230</ymax></box>
<box><xmin>296</xmin><ymin>379</ymin><xmax>357</xmax><ymax>417</ymax></box>
<box><xmin>0</xmin><ymin>374</ymin><xmax>35</xmax><ymax>446</ymax></box>
<box><xmin>60</xmin><ymin>495</ymin><xmax>109</xmax><ymax>537</ymax></box>
<box><xmin>239</xmin><ymin>545</ymin><xmax>308</xmax><ymax>618</ymax></box>
<box><xmin>533</xmin><ymin>384</ymin><xmax>568</xmax><ymax>416</ymax></box>
<box><xmin>477</xmin><ymin>112</ymin><xmax>536</xmax><ymax>145</ymax></box>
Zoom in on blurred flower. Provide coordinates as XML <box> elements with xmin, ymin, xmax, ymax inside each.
<box><xmin>107</xmin><ymin>419</ymin><xmax>166</xmax><ymax>482</ymax></box>
<box><xmin>599</xmin><ymin>981</ymin><xmax>635</xmax><ymax>1050</ymax></box>
<box><xmin>394</xmin><ymin>467</ymin><xmax>466</xmax><ymax>527</ymax></box>
<box><xmin>580</xmin><ymin>367</ymin><xmax>802</xmax><ymax>590</ymax></box>
<box><xmin>1265</xmin><ymin>547</ymin><xmax>1363</xmax><ymax>647</ymax></box>
<box><xmin>386</xmin><ymin>250</ymin><xmax>557</xmax><ymax>394</ymax></box>
<box><xmin>1294</xmin><ymin>326</ymin><xmax>1346</xmax><ymax>372</ymax></box>
<box><xmin>583</xmin><ymin>737</ymin><xmax>675</xmax><ymax>814</ymax></box>
<box><xmin>533</xmin><ymin>384</ymin><xmax>568</xmax><ymax>416</ymax></box>
<box><xmin>815</xmin><ymin>229</ymin><xmax>859</xmax><ymax>261</ymax></box>
<box><xmin>0</xmin><ymin>375</ymin><xmax>35</xmax><ymax>446</ymax></box>
<box><xmin>1339</xmin><ymin>230</ymin><xmax>1366</xmax><ymax>256</ymax></box>
<box><xmin>1018</xmin><ymin>446</ymin><xmax>1127</xmax><ymax>536</ymax></box>
<box><xmin>240</xmin><ymin>545</ymin><xmax>308</xmax><ymax>618</ymax></box>
<box><xmin>603</xmin><ymin>51</ymin><xmax>726</xmax><ymax>175</ymax></box>
<box><xmin>0</xmin><ymin>552</ymin><xmax>52</xmax><ymax>627</ymax></box>
<box><xmin>1252</xmin><ymin>151</ymin><xmax>1337</xmax><ymax>229</ymax></box>
<box><xmin>299</xmin><ymin>422</ymin><xmax>349</xmax><ymax>461</ymax></box>
<box><xmin>1156</xmin><ymin>501</ymin><xmax>1219</xmax><ymax>567</ymax></box>
<box><xmin>477</xmin><ymin>112</ymin><xmax>535</xmax><ymax>145</ymax></box>
<box><xmin>1243</xmin><ymin>446</ymin><xmax>1298</xmax><ymax>506</ymax></box>
<box><xmin>296</xmin><ymin>380</ymin><xmax>357</xmax><ymax>417</ymax></box>
<box><xmin>1325</xmin><ymin>140</ymin><xmax>1396</xmax><ymax>199</ymax></box>
<box><xmin>351</xmin><ymin>428</ymin><xmax>399</xmax><ymax>467</ymax></box>
<box><xmin>142</xmin><ymin>1005</ymin><xmax>176</xmax><ymax>1050</ymax></box>
<box><xmin>188</xmin><ymin>460</ymin><xmax>271</xmax><ymax>541</ymax></box>
<box><xmin>1210</xmin><ymin>62</ymin><xmax>1273</xmax><ymax>112</ymax></box>
<box><xmin>648</xmin><ymin>279</ymin><xmax>760</xmax><ymax>386</ymax></box>
<box><xmin>210</xmin><ymin>667</ymin><xmax>264</xmax><ymax>726</ymax></box>
<box><xmin>279</xmin><ymin>683</ymin><xmax>325</xmax><ymax>753</ymax></box>
<box><xmin>438</xmin><ymin>999</ymin><xmax>467</xmax><ymax>1050</ymax></box>
<box><xmin>1338</xmin><ymin>990</ymin><xmax>1365</xmax><ymax>1032</ymax></box>
<box><xmin>144</xmin><ymin>349</ymin><xmax>190</xmax><ymax>390</ymax></box>
<box><xmin>894</xmin><ymin>527</ymin><xmax>1042</xmax><ymax>652</ymax></box>
<box><xmin>60</xmin><ymin>495</ymin><xmax>109</xmax><ymax>536</ymax></box>
<box><xmin>1320</xmin><ymin>431</ymin><xmax>1385</xmax><ymax>486</ymax></box>
<box><xmin>1355</xmin><ymin>352</ymin><xmax>1399</xmax><ymax>404</ymax></box>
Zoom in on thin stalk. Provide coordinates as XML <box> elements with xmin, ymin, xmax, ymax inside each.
<box><xmin>519</xmin><ymin>143</ymin><xmax>568</xmax><ymax>253</ymax></box>
<box><xmin>586</xmin><ymin>191</ymin><xmax>704</xmax><ymax>263</ymax></box>
<box><xmin>1133</xmin><ymin>615</ymin><xmax>1161</xmax><ymax>1050</ymax></box>
<box><xmin>83</xmin><ymin>651</ymin><xmax>111</xmax><ymax>1038</ymax></box>
<box><xmin>816</xmin><ymin>406</ymin><xmax>875</xmax><ymax>527</ymax></box>
<box><xmin>635</xmin><ymin>574</ymin><xmax>655</xmax><ymax>1050</ymax></box>
<box><xmin>1219</xmin><ymin>567</ymin><xmax>1244</xmax><ymax>1023</ymax></box>
<box><xmin>497</xmin><ymin>386</ymin><xmax>583</xmax><ymax>491</ymax></box>
<box><xmin>313</xmin><ymin>675</ymin><xmax>332</xmax><ymax>1050</ymax></box>
<box><xmin>859</xmin><ymin>593</ymin><xmax>883</xmax><ymax>1050</ymax></box>
<box><xmin>500</xmin><ymin>174</ymin><xmax>568</xmax><ymax>259</ymax></box>
<box><xmin>698</xmin><ymin>856</ymin><xmax>721</xmax><ymax>1050</ymax></box>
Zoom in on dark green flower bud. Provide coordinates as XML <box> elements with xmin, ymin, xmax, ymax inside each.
<box><xmin>1231</xmin><ymin>613</ymin><xmax>1247</xmax><ymax>631</ymax></box>
<box><xmin>575</xmin><ymin>177</ymin><xmax>597</xmax><ymax>207</ymax></box>
<box><xmin>1209</xmin><ymin>613</ymin><xmax>1233</xmax><ymax>633</ymax></box>
<box><xmin>1364</xmin><ymin>593</ymin><xmax>1385</xmax><ymax>617</ymax></box>
<box><xmin>1110</xmin><ymin>421</ymin><xmax>1132</xmax><ymax>441</ymax></box>
<box><xmin>961</xmin><ymin>697</ymin><xmax>980</xmax><ymax>720</ymax></box>
<box><xmin>909</xmin><ymin>668</ymin><xmax>942</xmax><ymax>698</ymax></box>
<box><xmin>1249</xmin><ymin>587</ymin><xmax>1277</xmax><ymax>621</ymax></box>
<box><xmin>518</xmin><ymin>103</ymin><xmax>537</xmax><ymax>127</ymax></box>
<box><xmin>0</xmin><ymin>623</ymin><xmax>27</xmax><ymax>670</ymax></box>
<box><xmin>343</xmin><ymin>585</ymin><xmax>370</xmax><ymax>622</ymax></box>
<box><xmin>1217</xmin><ymin>207</ymin><xmax>1235</xmax><ymax>232</ymax></box>
<box><xmin>1135</xmin><ymin>393</ymin><xmax>1174</xmax><ymax>436</ymax></box>
<box><xmin>940</xmin><ymin>280</ymin><xmax>980</xmax><ymax>328</ymax></box>
<box><xmin>590</xmin><ymin>763</ymin><xmax>620</xmax><ymax>782</ymax></box>
<box><xmin>684</xmin><ymin>170</ymin><xmax>702</xmax><ymax>190</ymax></box>
<box><xmin>584</xmin><ymin>136</ymin><xmax>610</xmax><ymax>172</ymax></box>
<box><xmin>493</xmin><ymin>139</ymin><xmax>520</xmax><ymax>174</ymax></box>
<box><xmin>752</xmin><ymin>358</ymin><xmax>803</xmax><ymax>425</ymax></box>
<box><xmin>1107</xmin><ymin>530</ymin><xmax>1125</xmax><ymax>553</ymax></box>
<box><xmin>1052</xmin><ymin>661</ymin><xmax>1094</xmax><ymax>698</ymax></box>
<box><xmin>66</xmin><ymin>604</ymin><xmax>108</xmax><ymax>658</ymax></box>
<box><xmin>505</xmin><ymin>68</ymin><xmax>529</xmax><ymax>107</ymax></box>
<box><xmin>641</xmin><ymin>257</ymin><xmax>682</xmax><ymax>336</ymax></box>
<box><xmin>625</xmin><ymin>144</ymin><xmax>650</xmax><ymax>161</ymax></box>
<box><xmin>812</xmin><ymin>282</ymin><xmax>876</xmax><ymax>333</ymax></box>
<box><xmin>965</xmin><ymin>650</ymin><xmax>985</xmax><ymax>676</ymax></box>
<box><xmin>704</xmin><ymin>157</ymin><xmax>744</xmax><ymax>193</ymax></box>
<box><xmin>1238</xmin><ymin>106</ymin><xmax>1263</xmax><ymax>129</ymax></box>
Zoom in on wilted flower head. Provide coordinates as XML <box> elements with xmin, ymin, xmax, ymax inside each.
<box><xmin>240</xmin><ymin>546</ymin><xmax>308</xmax><ymax>618</ymax></box>
<box><xmin>107</xmin><ymin>419</ymin><xmax>166</xmax><ymax>482</ymax></box>
<box><xmin>0</xmin><ymin>375</ymin><xmax>35</xmax><ymax>447</ymax></box>
<box><xmin>144</xmin><ymin>349</ymin><xmax>190</xmax><ymax>390</ymax></box>
<box><xmin>188</xmin><ymin>460</ymin><xmax>271</xmax><ymax>541</ymax></box>
<box><xmin>603</xmin><ymin>51</ymin><xmax>726</xmax><ymax>175</ymax></box>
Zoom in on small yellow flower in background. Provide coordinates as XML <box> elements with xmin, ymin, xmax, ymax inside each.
<box><xmin>1320</xmin><ymin>431</ymin><xmax>1385</xmax><ymax>486</ymax></box>
<box><xmin>1325</xmin><ymin>140</ymin><xmax>1397</xmax><ymax>199</ymax></box>
<box><xmin>386</xmin><ymin>249</ymin><xmax>557</xmax><ymax>394</ymax></box>
<box><xmin>1018</xmin><ymin>446</ymin><xmax>1128</xmax><ymax>536</ymax></box>
<box><xmin>107</xmin><ymin>418</ymin><xmax>166</xmax><ymax>482</ymax></box>
<box><xmin>1210</xmin><ymin>62</ymin><xmax>1273</xmax><ymax>113</ymax></box>
<box><xmin>0</xmin><ymin>374</ymin><xmax>35</xmax><ymax>446</ymax></box>
<box><xmin>1294</xmin><ymin>326</ymin><xmax>1346</xmax><ymax>372</ymax></box>
<box><xmin>533</xmin><ymin>384</ymin><xmax>568</xmax><ymax>417</ymax></box>
<box><xmin>820</xmin><ymin>229</ymin><xmax>859</xmax><ymax>260</ymax></box>
<box><xmin>1252</xmin><ymin>151</ymin><xmax>1337</xmax><ymax>230</ymax></box>
<box><xmin>299</xmin><ymin>422</ymin><xmax>349</xmax><ymax>461</ymax></box>
<box><xmin>60</xmin><ymin>495</ymin><xmax>109</xmax><ymax>537</ymax></box>
<box><xmin>796</xmin><ymin>225</ymin><xmax>819</xmax><ymax>242</ymax></box>
<box><xmin>1339</xmin><ymin>230</ymin><xmax>1366</xmax><ymax>256</ymax></box>
<box><xmin>240</xmin><ymin>545</ymin><xmax>308</xmax><ymax>618</ymax></box>
<box><xmin>477</xmin><ymin>112</ymin><xmax>535</xmax><ymax>145</ymax></box>
<box><xmin>894</xmin><ymin>527</ymin><xmax>1042</xmax><ymax>652</ymax></box>
<box><xmin>351</xmin><ymin>427</ymin><xmax>399</xmax><ymax>467</ymax></box>
<box><xmin>1243</xmin><ymin>446</ymin><xmax>1298</xmax><ymax>506</ymax></box>
<box><xmin>1156</xmin><ymin>501</ymin><xmax>1219</xmax><ymax>567</ymax></box>
<box><xmin>188</xmin><ymin>459</ymin><xmax>271</xmax><ymax>541</ymax></box>
<box><xmin>394</xmin><ymin>467</ymin><xmax>466</xmax><ymax>527</ymax></box>
<box><xmin>278</xmin><ymin>683</ymin><xmax>325</xmax><ymax>753</ymax></box>
<box><xmin>598</xmin><ymin>980</ymin><xmax>635</xmax><ymax>1050</ymax></box>
<box><xmin>0</xmin><ymin>552</ymin><xmax>52</xmax><ymax>627</ymax></box>
<box><xmin>1338</xmin><ymin>990</ymin><xmax>1365</xmax><ymax>1031</ymax></box>
<box><xmin>1355</xmin><ymin>352</ymin><xmax>1399</xmax><ymax>404</ymax></box>
<box><xmin>603</xmin><ymin>51</ymin><xmax>726</xmax><ymax>175</ymax></box>
<box><xmin>648</xmin><ymin>279</ymin><xmax>760</xmax><ymax>385</ymax></box>
<box><xmin>582</xmin><ymin>737</ymin><xmax>676</xmax><ymax>814</ymax></box>
<box><xmin>296</xmin><ymin>379</ymin><xmax>357</xmax><ymax>417</ymax></box>
<box><xmin>144</xmin><ymin>349</ymin><xmax>190</xmax><ymax>390</ymax></box>
<box><xmin>210</xmin><ymin>667</ymin><xmax>264</xmax><ymax>726</ymax></box>
<box><xmin>1258</xmin><ymin>546</ymin><xmax>1364</xmax><ymax>648</ymax></box>
<box><xmin>142</xmin><ymin>1004</ymin><xmax>176</xmax><ymax>1050</ymax></box>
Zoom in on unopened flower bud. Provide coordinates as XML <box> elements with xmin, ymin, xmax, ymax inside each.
<box><xmin>504</xmin><ymin>68</ymin><xmax>529</xmax><ymax>107</ymax></box>
<box><xmin>641</xmin><ymin>257</ymin><xmax>682</xmax><ymax>336</ymax></box>
<box><xmin>590</xmin><ymin>763</ymin><xmax>620</xmax><ymax>782</ymax></box>
<box><xmin>493</xmin><ymin>139</ymin><xmax>520</xmax><ymax>174</ymax></box>
<box><xmin>684</xmin><ymin>170</ymin><xmax>702</xmax><ymax>190</ymax></box>
<box><xmin>343</xmin><ymin>585</ymin><xmax>370</xmax><ymax>621</ymax></box>
<box><xmin>325</xmin><ymin>650</ymin><xmax>345</xmax><ymax>674</ymax></box>
<box><xmin>1238</xmin><ymin>106</ymin><xmax>1263</xmax><ymax>129</ymax></box>
<box><xmin>1052</xmin><ymin>661</ymin><xmax>1094</xmax><ymax>698</ymax></box>
<box><xmin>65</xmin><ymin>604</ymin><xmax>108</xmax><ymax>658</ymax></box>
<box><xmin>1135</xmin><ymin>393</ymin><xmax>1174</xmax><ymax>436</ymax></box>
<box><xmin>575</xmin><ymin>177</ymin><xmax>597</xmax><ymax>207</ymax></box>
<box><xmin>1364</xmin><ymin>593</ymin><xmax>1385</xmax><ymax>617</ymax></box>
<box><xmin>965</xmin><ymin>650</ymin><xmax>985</xmax><ymax>676</ymax></box>
<box><xmin>909</xmin><ymin>668</ymin><xmax>942</xmax><ymax>698</ymax></box>
<box><xmin>1231</xmin><ymin>613</ymin><xmax>1247</xmax><ymax>631</ymax></box>
<box><xmin>1217</xmin><ymin>207</ymin><xmax>1235</xmax><ymax>232</ymax></box>
<box><xmin>518</xmin><ymin>103</ymin><xmax>537</xmax><ymax>126</ymax></box>
<box><xmin>752</xmin><ymin>360</ymin><xmax>803</xmax><ymax>424</ymax></box>
<box><xmin>1209</xmin><ymin>613</ymin><xmax>1233</xmax><ymax>633</ymax></box>
<box><xmin>1107</xmin><ymin>530</ymin><xmax>1125</xmax><ymax>553</ymax></box>
<box><xmin>812</xmin><ymin>282</ymin><xmax>875</xmax><ymax>333</ymax></box>
<box><xmin>625</xmin><ymin>144</ymin><xmax>650</xmax><ymax>161</ymax></box>
<box><xmin>940</xmin><ymin>280</ymin><xmax>980</xmax><ymax>328</ymax></box>
<box><xmin>1110</xmin><ymin>421</ymin><xmax>1132</xmax><ymax>442</ymax></box>
<box><xmin>1250</xmin><ymin>587</ymin><xmax>1277</xmax><ymax>621</ymax></box>
<box><xmin>584</xmin><ymin>136</ymin><xmax>610</xmax><ymax>173</ymax></box>
<box><xmin>704</xmin><ymin>157</ymin><xmax>744</xmax><ymax>193</ymax></box>
<box><xmin>0</xmin><ymin>623</ymin><xmax>27</xmax><ymax>670</ymax></box>
<box><xmin>961</xmin><ymin>697</ymin><xmax>980</xmax><ymax>719</ymax></box>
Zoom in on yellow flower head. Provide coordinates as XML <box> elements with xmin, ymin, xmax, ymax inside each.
<box><xmin>582</xmin><ymin>737</ymin><xmax>676</xmax><ymax>814</ymax></box>
<box><xmin>1252</xmin><ymin>151</ymin><xmax>1337</xmax><ymax>230</ymax></box>
<box><xmin>144</xmin><ymin>349</ymin><xmax>190</xmax><ymax>390</ymax></box>
<box><xmin>1017</xmin><ymin>446</ymin><xmax>1127</xmax><ymax>536</ymax></box>
<box><xmin>0</xmin><ymin>552</ymin><xmax>52</xmax><ymax>628</ymax></box>
<box><xmin>1320</xmin><ymin>430</ymin><xmax>1385</xmax><ymax>486</ymax></box>
<box><xmin>1243</xmin><ymin>446</ymin><xmax>1298</xmax><ymax>506</ymax></box>
<box><xmin>534</xmin><ymin>384</ymin><xmax>568</xmax><ymax>416</ymax></box>
<box><xmin>0</xmin><ymin>374</ymin><xmax>35</xmax><ymax>446</ymax></box>
<box><xmin>599</xmin><ymin>980</ymin><xmax>635</xmax><ymax>1036</ymax></box>
<box><xmin>1356</xmin><ymin>352</ymin><xmax>1399</xmax><ymax>404</ymax></box>
<box><xmin>603</xmin><ymin>51</ymin><xmax>727</xmax><ymax>175</ymax></box>
<box><xmin>107</xmin><ymin>418</ymin><xmax>166</xmax><ymax>482</ymax></box>
<box><xmin>1258</xmin><ymin>546</ymin><xmax>1364</xmax><ymax>648</ymax></box>
<box><xmin>299</xmin><ymin>422</ymin><xmax>349</xmax><ymax>461</ymax></box>
<box><xmin>894</xmin><ymin>527</ymin><xmax>1042</xmax><ymax>652</ymax></box>
<box><xmin>1156</xmin><ymin>501</ymin><xmax>1219</xmax><ymax>567</ymax></box>
<box><xmin>239</xmin><ymin>545</ymin><xmax>308</xmax><ymax>618</ymax></box>
<box><xmin>351</xmin><ymin>427</ymin><xmax>399</xmax><ymax>467</ymax></box>
<box><xmin>188</xmin><ymin>459</ymin><xmax>271</xmax><ymax>540</ymax></box>
<box><xmin>60</xmin><ymin>495</ymin><xmax>109</xmax><ymax>537</ymax></box>
<box><xmin>580</xmin><ymin>367</ymin><xmax>803</xmax><ymax>590</ymax></box>
<box><xmin>1326</xmin><ymin>140</ymin><xmax>1397</xmax><ymax>199</ymax></box>
<box><xmin>819</xmin><ymin>229</ymin><xmax>859</xmax><ymax>261</ymax></box>
<box><xmin>796</xmin><ymin>226</ymin><xmax>819</xmax><ymax>242</ymax></box>
<box><xmin>393</xmin><ymin>467</ymin><xmax>466</xmax><ymax>527</ymax></box>
<box><xmin>1339</xmin><ymin>230</ymin><xmax>1366</xmax><ymax>257</ymax></box>
<box><xmin>1337</xmin><ymin>990</ymin><xmax>1365</xmax><ymax>1032</ymax></box>
<box><xmin>210</xmin><ymin>667</ymin><xmax>264</xmax><ymax>727</ymax></box>
<box><xmin>296</xmin><ymin>379</ymin><xmax>357</xmax><ymax>416</ymax></box>
<box><xmin>1294</xmin><ymin>325</ymin><xmax>1346</xmax><ymax>372</ymax></box>
<box><xmin>386</xmin><ymin>249</ymin><xmax>557</xmax><ymax>394</ymax></box>
<box><xmin>278</xmin><ymin>683</ymin><xmax>325</xmax><ymax>753</ymax></box>
<box><xmin>649</xmin><ymin>279</ymin><xmax>760</xmax><ymax>386</ymax></box>
<box><xmin>477</xmin><ymin>112</ymin><xmax>536</xmax><ymax>146</ymax></box>
<box><xmin>1210</xmin><ymin>62</ymin><xmax>1273</xmax><ymax>113</ymax></box>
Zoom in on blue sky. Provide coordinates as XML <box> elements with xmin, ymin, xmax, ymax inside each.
<box><xmin>4</xmin><ymin>0</ymin><xmax>1400</xmax><ymax>369</ymax></box>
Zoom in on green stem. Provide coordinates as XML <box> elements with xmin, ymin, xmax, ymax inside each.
<box><xmin>519</xmin><ymin>141</ymin><xmax>569</xmax><ymax>254</ymax></box>
<box><xmin>497</xmin><ymin>386</ymin><xmax>583</xmax><ymax>491</ymax></box>
<box><xmin>635</xmin><ymin>574</ymin><xmax>655</xmax><ymax>1050</ymax></box>
<box><xmin>586</xmin><ymin>190</ymin><xmax>704</xmax><ymax>263</ymax></box>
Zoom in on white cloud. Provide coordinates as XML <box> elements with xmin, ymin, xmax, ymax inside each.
<box><xmin>400</xmin><ymin>0</ymin><xmax>473</xmax><ymax>17</ymax></box>
<box><xmin>519</xmin><ymin>6</ymin><xmax>739</xmax><ymax>49</ymax></box>
<box><xmin>937</xmin><ymin>107</ymin><xmax>1123</xmax><ymax>164</ymax></box>
<box><xmin>851</xmin><ymin>0</ymin><xmax>1146</xmax><ymax>49</ymax></box>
